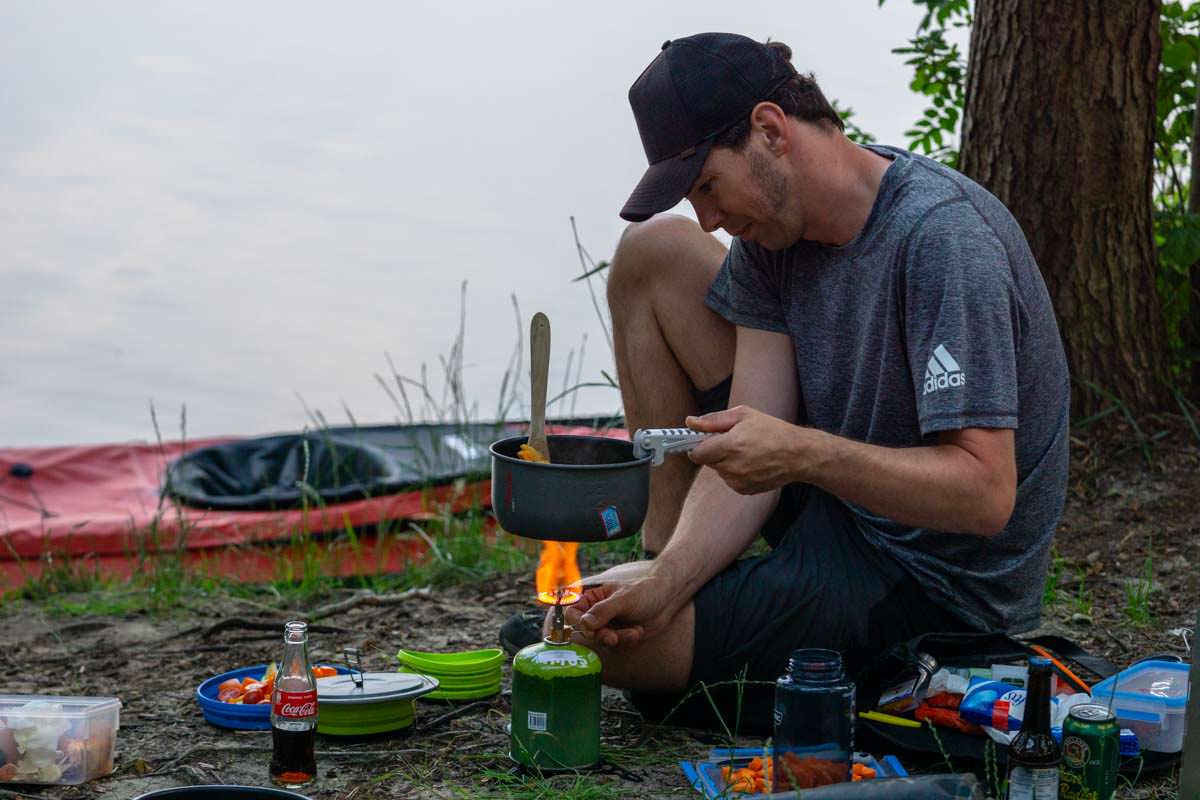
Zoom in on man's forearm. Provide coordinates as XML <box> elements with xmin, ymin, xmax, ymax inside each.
<box><xmin>798</xmin><ymin>427</ymin><xmax>1015</xmax><ymax>535</ymax></box>
<box><xmin>653</xmin><ymin>467</ymin><xmax>779</xmax><ymax>609</ymax></box>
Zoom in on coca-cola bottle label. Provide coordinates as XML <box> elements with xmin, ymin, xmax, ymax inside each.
<box><xmin>274</xmin><ymin>690</ymin><xmax>318</xmax><ymax>719</ymax></box>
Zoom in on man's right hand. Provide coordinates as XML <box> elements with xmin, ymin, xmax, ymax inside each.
<box><xmin>565</xmin><ymin>560</ymin><xmax>683</xmax><ymax>648</ymax></box>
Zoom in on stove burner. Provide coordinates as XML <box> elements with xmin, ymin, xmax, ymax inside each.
<box><xmin>536</xmin><ymin>588</ymin><xmax>581</xmax><ymax>607</ymax></box>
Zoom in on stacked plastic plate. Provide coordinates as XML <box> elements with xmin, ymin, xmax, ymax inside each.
<box><xmin>397</xmin><ymin>647</ymin><xmax>504</xmax><ymax>701</ymax></box>
<box><xmin>316</xmin><ymin>671</ymin><xmax>438</xmax><ymax>736</ymax></box>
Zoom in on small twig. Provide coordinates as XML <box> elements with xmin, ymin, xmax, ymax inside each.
<box><xmin>418</xmin><ymin>700</ymin><xmax>493</xmax><ymax>731</ymax></box>
<box><xmin>318</xmin><ymin>748</ymin><xmax>433</xmax><ymax>759</ymax></box>
<box><xmin>157</xmin><ymin>624</ymin><xmax>204</xmax><ymax>643</ymax></box>
<box><xmin>153</xmin><ymin>743</ymin><xmax>268</xmax><ymax>774</ymax></box>
<box><xmin>230</xmin><ymin>594</ymin><xmax>304</xmax><ymax>617</ymax></box>
<box><xmin>569</xmin><ymin>215</ymin><xmax>615</xmax><ymax>359</ymax></box>
<box><xmin>1100</xmin><ymin>626</ymin><xmax>1131</xmax><ymax>654</ymax></box>
<box><xmin>200</xmin><ymin>619</ymin><xmax>343</xmax><ymax>639</ymax></box>
<box><xmin>155</xmin><ymin>644</ymin><xmax>233</xmax><ymax>656</ymax></box>
<box><xmin>1117</xmin><ymin>530</ymin><xmax>1139</xmax><ymax>551</ymax></box>
<box><xmin>309</xmin><ymin>587</ymin><xmax>432</xmax><ymax>621</ymax></box>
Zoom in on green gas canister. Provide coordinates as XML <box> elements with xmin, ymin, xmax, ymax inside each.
<box><xmin>510</xmin><ymin>594</ymin><xmax>601</xmax><ymax>770</ymax></box>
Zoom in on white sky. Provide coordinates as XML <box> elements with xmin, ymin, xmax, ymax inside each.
<box><xmin>0</xmin><ymin>0</ymin><xmax>961</xmax><ymax>446</ymax></box>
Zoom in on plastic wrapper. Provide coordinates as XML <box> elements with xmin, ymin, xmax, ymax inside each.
<box><xmin>928</xmin><ymin>668</ymin><xmax>970</xmax><ymax>697</ymax></box>
<box><xmin>958</xmin><ymin>677</ymin><xmax>1090</xmax><ymax>732</ymax></box>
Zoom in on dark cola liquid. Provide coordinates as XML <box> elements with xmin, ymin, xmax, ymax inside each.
<box><xmin>270</xmin><ymin>725</ymin><xmax>317</xmax><ymax>787</ymax></box>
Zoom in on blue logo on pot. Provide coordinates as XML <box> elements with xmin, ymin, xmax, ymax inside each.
<box><xmin>600</xmin><ymin>507</ymin><xmax>621</xmax><ymax>538</ymax></box>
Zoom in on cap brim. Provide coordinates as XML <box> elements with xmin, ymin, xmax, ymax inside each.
<box><xmin>619</xmin><ymin>138</ymin><xmax>714</xmax><ymax>222</ymax></box>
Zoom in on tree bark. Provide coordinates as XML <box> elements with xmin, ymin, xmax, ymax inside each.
<box><xmin>1188</xmin><ymin>58</ymin><xmax>1200</xmax><ymax>401</ymax></box>
<box><xmin>959</xmin><ymin>0</ymin><xmax>1171</xmax><ymax>416</ymax></box>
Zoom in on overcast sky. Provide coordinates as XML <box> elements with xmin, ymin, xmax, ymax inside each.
<box><xmin>1</xmin><ymin>1</ymin><xmax>961</xmax><ymax>447</ymax></box>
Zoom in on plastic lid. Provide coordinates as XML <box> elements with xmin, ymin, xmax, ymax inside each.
<box><xmin>1092</xmin><ymin>660</ymin><xmax>1189</xmax><ymax>709</ymax></box>
<box><xmin>316</xmin><ymin>672</ymin><xmax>438</xmax><ymax>706</ymax></box>
<box><xmin>786</xmin><ymin>648</ymin><xmax>845</xmax><ymax>683</ymax></box>
<box><xmin>0</xmin><ymin>694</ymin><xmax>122</xmax><ymax>715</ymax></box>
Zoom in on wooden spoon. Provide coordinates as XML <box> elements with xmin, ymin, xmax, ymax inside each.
<box><xmin>528</xmin><ymin>312</ymin><xmax>551</xmax><ymax>462</ymax></box>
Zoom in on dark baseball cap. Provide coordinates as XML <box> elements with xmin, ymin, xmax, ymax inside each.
<box><xmin>620</xmin><ymin>33</ymin><xmax>796</xmax><ymax>223</ymax></box>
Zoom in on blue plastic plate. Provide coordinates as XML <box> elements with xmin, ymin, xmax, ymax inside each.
<box><xmin>196</xmin><ymin>665</ymin><xmax>344</xmax><ymax>731</ymax></box>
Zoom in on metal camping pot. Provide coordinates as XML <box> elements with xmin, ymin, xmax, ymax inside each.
<box><xmin>133</xmin><ymin>789</ymin><xmax>312</xmax><ymax>800</ymax></box>
<box><xmin>489</xmin><ymin>428</ymin><xmax>710</xmax><ymax>542</ymax></box>
<box><xmin>490</xmin><ymin>434</ymin><xmax>649</xmax><ymax>542</ymax></box>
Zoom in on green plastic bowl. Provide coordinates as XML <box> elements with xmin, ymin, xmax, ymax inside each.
<box><xmin>397</xmin><ymin>648</ymin><xmax>504</xmax><ymax>675</ymax></box>
<box><xmin>397</xmin><ymin>663</ymin><xmax>500</xmax><ymax>681</ymax></box>
<box><xmin>424</xmin><ymin>681</ymin><xmax>502</xmax><ymax>701</ymax></box>
<box><xmin>315</xmin><ymin>672</ymin><xmax>437</xmax><ymax>736</ymax></box>
<box><xmin>318</xmin><ymin>699</ymin><xmax>415</xmax><ymax>736</ymax></box>
<box><xmin>398</xmin><ymin>666</ymin><xmax>501</xmax><ymax>690</ymax></box>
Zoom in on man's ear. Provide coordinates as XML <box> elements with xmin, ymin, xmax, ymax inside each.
<box><xmin>750</xmin><ymin>102</ymin><xmax>790</xmax><ymax>156</ymax></box>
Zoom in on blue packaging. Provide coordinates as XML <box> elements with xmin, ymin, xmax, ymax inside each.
<box><xmin>960</xmin><ymin>678</ymin><xmax>1107</xmax><ymax>740</ymax></box>
<box><xmin>1051</xmin><ymin>726</ymin><xmax>1139</xmax><ymax>757</ymax></box>
<box><xmin>959</xmin><ymin>678</ymin><xmax>1027</xmax><ymax>731</ymax></box>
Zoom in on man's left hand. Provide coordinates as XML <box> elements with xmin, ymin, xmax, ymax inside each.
<box><xmin>686</xmin><ymin>405</ymin><xmax>814</xmax><ymax>494</ymax></box>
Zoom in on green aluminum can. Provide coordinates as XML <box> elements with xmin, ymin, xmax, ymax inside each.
<box><xmin>1059</xmin><ymin>703</ymin><xmax>1120</xmax><ymax>800</ymax></box>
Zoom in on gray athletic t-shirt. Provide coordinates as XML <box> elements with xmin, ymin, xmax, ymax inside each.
<box><xmin>706</xmin><ymin>145</ymin><xmax>1069</xmax><ymax>633</ymax></box>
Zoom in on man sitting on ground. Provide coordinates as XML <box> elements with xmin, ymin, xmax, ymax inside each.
<box><xmin>564</xmin><ymin>32</ymin><xmax>1070</xmax><ymax>729</ymax></box>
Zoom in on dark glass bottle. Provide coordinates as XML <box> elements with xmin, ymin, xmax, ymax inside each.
<box><xmin>1006</xmin><ymin>657</ymin><xmax>1061</xmax><ymax>799</ymax></box>
<box><xmin>773</xmin><ymin>649</ymin><xmax>855</xmax><ymax>790</ymax></box>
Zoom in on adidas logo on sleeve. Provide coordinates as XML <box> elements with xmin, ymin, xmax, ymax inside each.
<box><xmin>923</xmin><ymin>343</ymin><xmax>965</xmax><ymax>395</ymax></box>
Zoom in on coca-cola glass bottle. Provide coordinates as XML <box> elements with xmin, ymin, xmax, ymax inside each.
<box><xmin>270</xmin><ymin>620</ymin><xmax>318</xmax><ymax>787</ymax></box>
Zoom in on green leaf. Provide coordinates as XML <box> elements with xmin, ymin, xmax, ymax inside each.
<box><xmin>1162</xmin><ymin>40</ymin><xmax>1196</xmax><ymax>71</ymax></box>
<box><xmin>1159</xmin><ymin>223</ymin><xmax>1200</xmax><ymax>268</ymax></box>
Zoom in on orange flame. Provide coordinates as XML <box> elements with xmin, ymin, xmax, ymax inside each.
<box><xmin>535</xmin><ymin>541</ymin><xmax>581</xmax><ymax>603</ymax></box>
<box><xmin>519</xmin><ymin>441</ymin><xmax>582</xmax><ymax>604</ymax></box>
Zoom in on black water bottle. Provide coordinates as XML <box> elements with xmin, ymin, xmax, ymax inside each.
<box><xmin>1006</xmin><ymin>657</ymin><xmax>1061</xmax><ymax>799</ymax></box>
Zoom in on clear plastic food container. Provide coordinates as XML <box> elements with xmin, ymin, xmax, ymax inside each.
<box><xmin>1090</xmin><ymin>660</ymin><xmax>1188</xmax><ymax>753</ymax></box>
<box><xmin>0</xmin><ymin>694</ymin><xmax>121</xmax><ymax>785</ymax></box>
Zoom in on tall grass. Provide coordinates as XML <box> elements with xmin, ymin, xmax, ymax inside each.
<box><xmin>1124</xmin><ymin>543</ymin><xmax>1156</xmax><ymax>626</ymax></box>
<box><xmin>1042</xmin><ymin>547</ymin><xmax>1065</xmax><ymax>609</ymax></box>
<box><xmin>5</xmin><ymin>276</ymin><xmax>627</xmax><ymax>616</ymax></box>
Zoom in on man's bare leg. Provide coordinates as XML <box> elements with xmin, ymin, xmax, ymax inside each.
<box><xmin>607</xmin><ymin>215</ymin><xmax>734</xmax><ymax>555</ymax></box>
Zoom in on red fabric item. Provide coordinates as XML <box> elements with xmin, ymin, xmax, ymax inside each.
<box><xmin>0</xmin><ymin>425</ymin><xmax>619</xmax><ymax>587</ymax></box>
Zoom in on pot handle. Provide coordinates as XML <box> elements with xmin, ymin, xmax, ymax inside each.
<box><xmin>633</xmin><ymin>428</ymin><xmax>713</xmax><ymax>466</ymax></box>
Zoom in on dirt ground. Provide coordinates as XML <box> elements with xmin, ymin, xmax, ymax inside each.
<box><xmin>2</xmin><ymin>415</ymin><xmax>1199</xmax><ymax>799</ymax></box>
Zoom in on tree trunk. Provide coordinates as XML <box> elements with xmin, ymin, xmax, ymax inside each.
<box><xmin>958</xmin><ymin>0</ymin><xmax>1171</xmax><ymax>417</ymax></box>
<box><xmin>1188</xmin><ymin>59</ymin><xmax>1200</xmax><ymax>401</ymax></box>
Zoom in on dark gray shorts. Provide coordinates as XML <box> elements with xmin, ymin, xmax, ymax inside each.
<box><xmin>693</xmin><ymin>375</ymin><xmax>733</xmax><ymax>416</ymax></box>
<box><xmin>632</xmin><ymin>379</ymin><xmax>977</xmax><ymax>732</ymax></box>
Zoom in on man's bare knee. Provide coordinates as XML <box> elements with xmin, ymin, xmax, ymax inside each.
<box><xmin>617</xmin><ymin>214</ymin><xmax>705</xmax><ymax>263</ymax></box>
<box><xmin>609</xmin><ymin>214</ymin><xmax>711</xmax><ymax>294</ymax></box>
